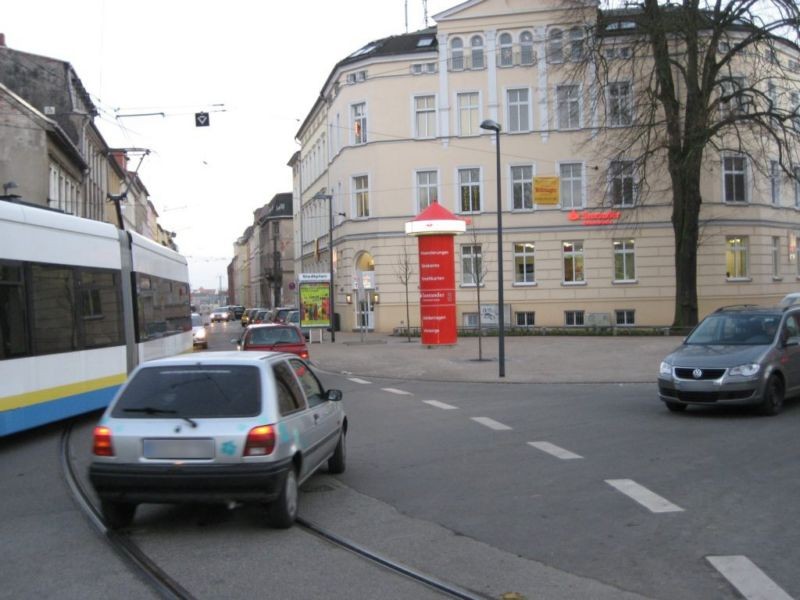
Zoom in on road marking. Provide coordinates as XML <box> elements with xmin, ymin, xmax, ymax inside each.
<box><xmin>471</xmin><ymin>417</ymin><xmax>512</xmax><ymax>431</ymax></box>
<box><xmin>381</xmin><ymin>388</ymin><xmax>413</xmax><ymax>395</ymax></box>
<box><xmin>605</xmin><ymin>479</ymin><xmax>684</xmax><ymax>513</ymax></box>
<box><xmin>707</xmin><ymin>556</ymin><xmax>793</xmax><ymax>600</ymax></box>
<box><xmin>528</xmin><ymin>442</ymin><xmax>583</xmax><ymax>460</ymax></box>
<box><xmin>348</xmin><ymin>377</ymin><xmax>371</xmax><ymax>385</ymax></box>
<box><xmin>423</xmin><ymin>400</ymin><xmax>459</xmax><ymax>410</ymax></box>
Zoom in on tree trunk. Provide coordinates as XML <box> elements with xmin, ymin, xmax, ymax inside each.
<box><xmin>670</xmin><ymin>153</ymin><xmax>702</xmax><ymax>327</ymax></box>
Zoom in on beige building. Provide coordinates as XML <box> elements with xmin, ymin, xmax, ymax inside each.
<box><xmin>293</xmin><ymin>0</ymin><xmax>800</xmax><ymax>333</ymax></box>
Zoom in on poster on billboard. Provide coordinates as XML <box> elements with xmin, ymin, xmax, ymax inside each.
<box><xmin>298</xmin><ymin>275</ymin><xmax>331</xmax><ymax>328</ymax></box>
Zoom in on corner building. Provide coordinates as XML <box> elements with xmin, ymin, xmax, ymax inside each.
<box><xmin>293</xmin><ymin>0</ymin><xmax>800</xmax><ymax>333</ymax></box>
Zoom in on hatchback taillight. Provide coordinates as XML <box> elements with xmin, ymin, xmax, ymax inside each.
<box><xmin>244</xmin><ymin>425</ymin><xmax>276</xmax><ymax>456</ymax></box>
<box><xmin>300</xmin><ymin>350</ymin><xmax>309</xmax><ymax>360</ymax></box>
<box><xmin>93</xmin><ymin>426</ymin><xmax>114</xmax><ymax>456</ymax></box>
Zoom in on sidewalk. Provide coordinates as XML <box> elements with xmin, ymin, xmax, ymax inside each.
<box><xmin>308</xmin><ymin>331</ymin><xmax>682</xmax><ymax>384</ymax></box>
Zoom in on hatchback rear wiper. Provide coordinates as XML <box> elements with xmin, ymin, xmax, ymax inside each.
<box><xmin>123</xmin><ymin>407</ymin><xmax>197</xmax><ymax>428</ymax></box>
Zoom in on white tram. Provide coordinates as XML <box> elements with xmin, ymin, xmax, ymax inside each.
<box><xmin>0</xmin><ymin>201</ymin><xmax>192</xmax><ymax>436</ymax></box>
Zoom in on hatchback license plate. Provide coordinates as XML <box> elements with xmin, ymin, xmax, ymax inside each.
<box><xmin>143</xmin><ymin>438</ymin><xmax>215</xmax><ymax>459</ymax></box>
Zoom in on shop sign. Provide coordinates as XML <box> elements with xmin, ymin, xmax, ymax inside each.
<box><xmin>534</xmin><ymin>176</ymin><xmax>559</xmax><ymax>205</ymax></box>
<box><xmin>567</xmin><ymin>210</ymin><xmax>622</xmax><ymax>226</ymax></box>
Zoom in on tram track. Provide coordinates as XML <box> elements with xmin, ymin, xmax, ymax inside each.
<box><xmin>61</xmin><ymin>422</ymin><xmax>490</xmax><ymax>600</ymax></box>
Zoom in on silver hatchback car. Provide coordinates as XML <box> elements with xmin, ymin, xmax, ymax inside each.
<box><xmin>658</xmin><ymin>305</ymin><xmax>800</xmax><ymax>415</ymax></box>
<box><xmin>89</xmin><ymin>352</ymin><xmax>347</xmax><ymax>529</ymax></box>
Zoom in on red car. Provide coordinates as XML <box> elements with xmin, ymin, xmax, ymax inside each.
<box><xmin>238</xmin><ymin>324</ymin><xmax>309</xmax><ymax>359</ymax></box>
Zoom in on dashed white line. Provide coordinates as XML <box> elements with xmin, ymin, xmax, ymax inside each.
<box><xmin>605</xmin><ymin>479</ymin><xmax>684</xmax><ymax>513</ymax></box>
<box><xmin>423</xmin><ymin>400</ymin><xmax>459</xmax><ymax>410</ymax></box>
<box><xmin>471</xmin><ymin>417</ymin><xmax>512</xmax><ymax>431</ymax></box>
<box><xmin>707</xmin><ymin>556</ymin><xmax>793</xmax><ymax>600</ymax></box>
<box><xmin>528</xmin><ymin>441</ymin><xmax>583</xmax><ymax>460</ymax></box>
<box><xmin>381</xmin><ymin>388</ymin><xmax>413</xmax><ymax>395</ymax></box>
<box><xmin>348</xmin><ymin>377</ymin><xmax>371</xmax><ymax>385</ymax></box>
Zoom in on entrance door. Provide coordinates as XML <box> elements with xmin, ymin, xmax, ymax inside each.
<box><xmin>355</xmin><ymin>292</ymin><xmax>374</xmax><ymax>330</ymax></box>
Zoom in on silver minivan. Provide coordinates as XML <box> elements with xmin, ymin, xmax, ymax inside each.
<box><xmin>89</xmin><ymin>351</ymin><xmax>347</xmax><ymax>529</ymax></box>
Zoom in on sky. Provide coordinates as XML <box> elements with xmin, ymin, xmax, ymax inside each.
<box><xmin>3</xmin><ymin>0</ymin><xmax>454</xmax><ymax>290</ymax></box>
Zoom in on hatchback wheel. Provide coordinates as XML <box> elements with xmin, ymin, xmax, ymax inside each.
<box><xmin>328</xmin><ymin>432</ymin><xmax>346</xmax><ymax>474</ymax></box>
<box><xmin>759</xmin><ymin>374</ymin><xmax>784</xmax><ymax>416</ymax></box>
<box><xmin>268</xmin><ymin>468</ymin><xmax>298</xmax><ymax>528</ymax></box>
<box><xmin>101</xmin><ymin>500</ymin><xmax>136</xmax><ymax>530</ymax></box>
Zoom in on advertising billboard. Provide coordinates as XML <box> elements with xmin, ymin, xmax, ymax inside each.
<box><xmin>298</xmin><ymin>276</ymin><xmax>331</xmax><ymax>329</ymax></box>
<box><xmin>418</xmin><ymin>235</ymin><xmax>458</xmax><ymax>345</ymax></box>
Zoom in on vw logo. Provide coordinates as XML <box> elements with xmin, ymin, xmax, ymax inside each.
<box><xmin>692</xmin><ymin>368</ymin><xmax>703</xmax><ymax>379</ymax></box>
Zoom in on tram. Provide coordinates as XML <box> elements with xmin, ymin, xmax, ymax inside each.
<box><xmin>0</xmin><ymin>200</ymin><xmax>192</xmax><ymax>436</ymax></box>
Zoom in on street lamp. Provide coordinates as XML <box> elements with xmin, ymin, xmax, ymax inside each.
<box><xmin>479</xmin><ymin>119</ymin><xmax>505</xmax><ymax>378</ymax></box>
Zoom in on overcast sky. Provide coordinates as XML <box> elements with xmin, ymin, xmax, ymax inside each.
<box><xmin>3</xmin><ymin>0</ymin><xmax>454</xmax><ymax>290</ymax></box>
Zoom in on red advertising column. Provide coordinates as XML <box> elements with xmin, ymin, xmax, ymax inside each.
<box><xmin>405</xmin><ymin>203</ymin><xmax>466</xmax><ymax>345</ymax></box>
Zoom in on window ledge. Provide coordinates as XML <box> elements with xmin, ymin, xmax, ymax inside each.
<box><xmin>773</xmin><ymin>276</ymin><xmax>784</xmax><ymax>282</ymax></box>
<box><xmin>561</xmin><ymin>281</ymin><xmax>587</xmax><ymax>286</ymax></box>
<box><xmin>460</xmin><ymin>284</ymin><xmax>485</xmax><ymax>288</ymax></box>
<box><xmin>512</xmin><ymin>282</ymin><xmax>538</xmax><ymax>287</ymax></box>
<box><xmin>612</xmin><ymin>279</ymin><xmax>638</xmax><ymax>285</ymax></box>
<box><xmin>726</xmin><ymin>277</ymin><xmax>752</xmax><ymax>282</ymax></box>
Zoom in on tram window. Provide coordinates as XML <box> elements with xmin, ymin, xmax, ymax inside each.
<box><xmin>78</xmin><ymin>269</ymin><xmax>124</xmax><ymax>348</ymax></box>
<box><xmin>31</xmin><ymin>264</ymin><xmax>78</xmax><ymax>354</ymax></box>
<box><xmin>0</xmin><ymin>264</ymin><xmax>29</xmax><ymax>359</ymax></box>
<box><xmin>135</xmin><ymin>273</ymin><xmax>191</xmax><ymax>342</ymax></box>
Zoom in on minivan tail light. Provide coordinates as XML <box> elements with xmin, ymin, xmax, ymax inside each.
<box><xmin>244</xmin><ymin>425</ymin><xmax>276</xmax><ymax>456</ymax></box>
<box><xmin>93</xmin><ymin>426</ymin><xmax>114</xmax><ymax>456</ymax></box>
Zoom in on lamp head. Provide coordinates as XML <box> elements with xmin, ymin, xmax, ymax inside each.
<box><xmin>479</xmin><ymin>119</ymin><xmax>501</xmax><ymax>132</ymax></box>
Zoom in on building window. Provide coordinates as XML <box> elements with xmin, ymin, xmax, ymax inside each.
<box><xmin>569</xmin><ymin>26</ymin><xmax>584</xmax><ymax>61</ymax></box>
<box><xmin>514</xmin><ymin>242</ymin><xmax>536</xmax><ymax>284</ymax></box>
<box><xmin>458</xmin><ymin>168</ymin><xmax>481</xmax><ymax>213</ymax></box>
<box><xmin>451</xmin><ymin>37</ymin><xmax>464</xmax><ymax>70</ymax></box>
<box><xmin>461</xmin><ymin>244</ymin><xmax>482</xmax><ymax>285</ymax></box>
<box><xmin>416</xmin><ymin>170</ymin><xmax>438</xmax><ymax>212</ymax></box>
<box><xmin>557</xmin><ymin>85</ymin><xmax>581</xmax><ymax>129</ymax></box>
<box><xmin>723</xmin><ymin>155</ymin><xmax>747</xmax><ymax>203</ymax></box>
<box><xmin>507</xmin><ymin>88</ymin><xmax>530</xmax><ymax>132</ymax></box>
<box><xmin>511</xmin><ymin>165</ymin><xmax>534</xmax><ymax>210</ymax></box>
<box><xmin>353</xmin><ymin>175</ymin><xmax>369</xmax><ymax>218</ymax></box>
<box><xmin>565</xmin><ymin>310</ymin><xmax>585</xmax><ymax>326</ymax></box>
<box><xmin>457</xmin><ymin>92</ymin><xmax>480</xmax><ymax>136</ymax></box>
<box><xmin>726</xmin><ymin>236</ymin><xmax>749</xmax><ymax>279</ymax></box>
<box><xmin>352</xmin><ymin>103</ymin><xmax>367</xmax><ymax>144</ymax></box>
<box><xmin>795</xmin><ymin>167</ymin><xmax>800</xmax><ymax>208</ymax></box>
<box><xmin>615</xmin><ymin>310</ymin><xmax>635</xmax><ymax>326</ymax></box>
<box><xmin>772</xmin><ymin>236</ymin><xmax>781</xmax><ymax>278</ymax></box>
<box><xmin>720</xmin><ymin>76</ymin><xmax>747</xmax><ymax>116</ymax></box>
<box><xmin>516</xmin><ymin>311</ymin><xmax>535</xmax><ymax>327</ymax></box>
<box><xmin>559</xmin><ymin>163</ymin><xmax>584</xmax><ymax>209</ymax></box>
<box><xmin>771</xmin><ymin>160</ymin><xmax>781</xmax><ymax>206</ymax></box>
<box><xmin>414</xmin><ymin>95</ymin><xmax>437</xmax><ymax>138</ymax></box>
<box><xmin>463</xmin><ymin>312</ymin><xmax>480</xmax><ymax>328</ymax></box>
<box><xmin>613</xmin><ymin>239</ymin><xmax>636</xmax><ymax>282</ymax></box>
<box><xmin>520</xmin><ymin>31</ymin><xmax>534</xmax><ymax>65</ymax></box>
<box><xmin>607</xmin><ymin>82</ymin><xmax>632</xmax><ymax>126</ymax></box>
<box><xmin>548</xmin><ymin>28</ymin><xmax>563</xmax><ymax>63</ymax></box>
<box><xmin>563</xmin><ymin>241</ymin><xmax>585</xmax><ymax>283</ymax></box>
<box><xmin>471</xmin><ymin>35</ymin><xmax>485</xmax><ymax>69</ymax></box>
<box><xmin>499</xmin><ymin>32</ymin><xmax>513</xmax><ymax>66</ymax></box>
<box><xmin>609</xmin><ymin>160</ymin><xmax>635</xmax><ymax>207</ymax></box>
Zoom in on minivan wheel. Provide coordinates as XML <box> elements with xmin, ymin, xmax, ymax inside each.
<box><xmin>759</xmin><ymin>375</ymin><xmax>784</xmax><ymax>416</ymax></box>
<box><xmin>268</xmin><ymin>469</ymin><xmax>298</xmax><ymax>528</ymax></box>
<box><xmin>101</xmin><ymin>500</ymin><xmax>136</xmax><ymax>530</ymax></box>
<box><xmin>665</xmin><ymin>401</ymin><xmax>687</xmax><ymax>413</ymax></box>
<box><xmin>328</xmin><ymin>432</ymin><xmax>346</xmax><ymax>474</ymax></box>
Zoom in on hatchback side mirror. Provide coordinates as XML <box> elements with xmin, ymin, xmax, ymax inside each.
<box><xmin>326</xmin><ymin>389</ymin><xmax>343</xmax><ymax>402</ymax></box>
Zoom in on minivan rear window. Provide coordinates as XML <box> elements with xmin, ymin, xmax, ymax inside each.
<box><xmin>112</xmin><ymin>365</ymin><xmax>261</xmax><ymax>418</ymax></box>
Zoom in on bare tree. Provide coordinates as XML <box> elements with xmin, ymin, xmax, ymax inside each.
<box><xmin>394</xmin><ymin>239</ymin><xmax>415</xmax><ymax>342</ymax></box>
<box><xmin>574</xmin><ymin>0</ymin><xmax>800</xmax><ymax>326</ymax></box>
<box><xmin>467</xmin><ymin>223</ymin><xmax>490</xmax><ymax>360</ymax></box>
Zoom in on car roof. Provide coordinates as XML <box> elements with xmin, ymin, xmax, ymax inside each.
<box><xmin>136</xmin><ymin>351</ymin><xmax>282</xmax><ymax>368</ymax></box>
<box><xmin>712</xmin><ymin>305</ymin><xmax>784</xmax><ymax>316</ymax></box>
<box><xmin>246</xmin><ymin>323</ymin><xmax>299</xmax><ymax>330</ymax></box>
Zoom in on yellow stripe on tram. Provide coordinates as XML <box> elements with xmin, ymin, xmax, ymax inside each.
<box><xmin>0</xmin><ymin>373</ymin><xmax>127</xmax><ymax>412</ymax></box>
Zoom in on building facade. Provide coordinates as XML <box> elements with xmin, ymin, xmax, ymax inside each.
<box><xmin>293</xmin><ymin>0</ymin><xmax>800</xmax><ymax>333</ymax></box>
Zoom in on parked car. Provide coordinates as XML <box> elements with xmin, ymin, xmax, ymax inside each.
<box><xmin>88</xmin><ymin>351</ymin><xmax>347</xmax><ymax>529</ymax></box>
<box><xmin>252</xmin><ymin>309</ymin><xmax>272</xmax><ymax>325</ymax></box>
<box><xmin>210</xmin><ymin>306</ymin><xmax>232</xmax><ymax>322</ymax></box>
<box><xmin>241</xmin><ymin>308</ymin><xmax>262</xmax><ymax>327</ymax></box>
<box><xmin>191</xmin><ymin>313</ymin><xmax>208</xmax><ymax>349</ymax></box>
<box><xmin>236</xmin><ymin>323</ymin><xmax>310</xmax><ymax>360</ymax></box>
<box><xmin>286</xmin><ymin>309</ymin><xmax>311</xmax><ymax>340</ymax></box>
<box><xmin>271</xmin><ymin>306</ymin><xmax>297</xmax><ymax>323</ymax></box>
<box><xmin>231</xmin><ymin>305</ymin><xmax>245</xmax><ymax>320</ymax></box>
<box><xmin>658</xmin><ymin>305</ymin><xmax>800</xmax><ymax>415</ymax></box>
<box><xmin>779</xmin><ymin>293</ymin><xmax>800</xmax><ymax>308</ymax></box>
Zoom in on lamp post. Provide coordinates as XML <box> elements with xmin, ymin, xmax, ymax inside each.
<box><xmin>479</xmin><ymin>119</ymin><xmax>505</xmax><ymax>377</ymax></box>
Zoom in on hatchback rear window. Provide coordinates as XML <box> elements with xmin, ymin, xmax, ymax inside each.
<box><xmin>247</xmin><ymin>327</ymin><xmax>302</xmax><ymax>345</ymax></box>
<box><xmin>112</xmin><ymin>365</ymin><xmax>261</xmax><ymax>418</ymax></box>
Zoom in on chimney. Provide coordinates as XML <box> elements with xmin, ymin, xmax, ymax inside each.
<box><xmin>0</xmin><ymin>33</ymin><xmax>6</xmax><ymax>47</ymax></box>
